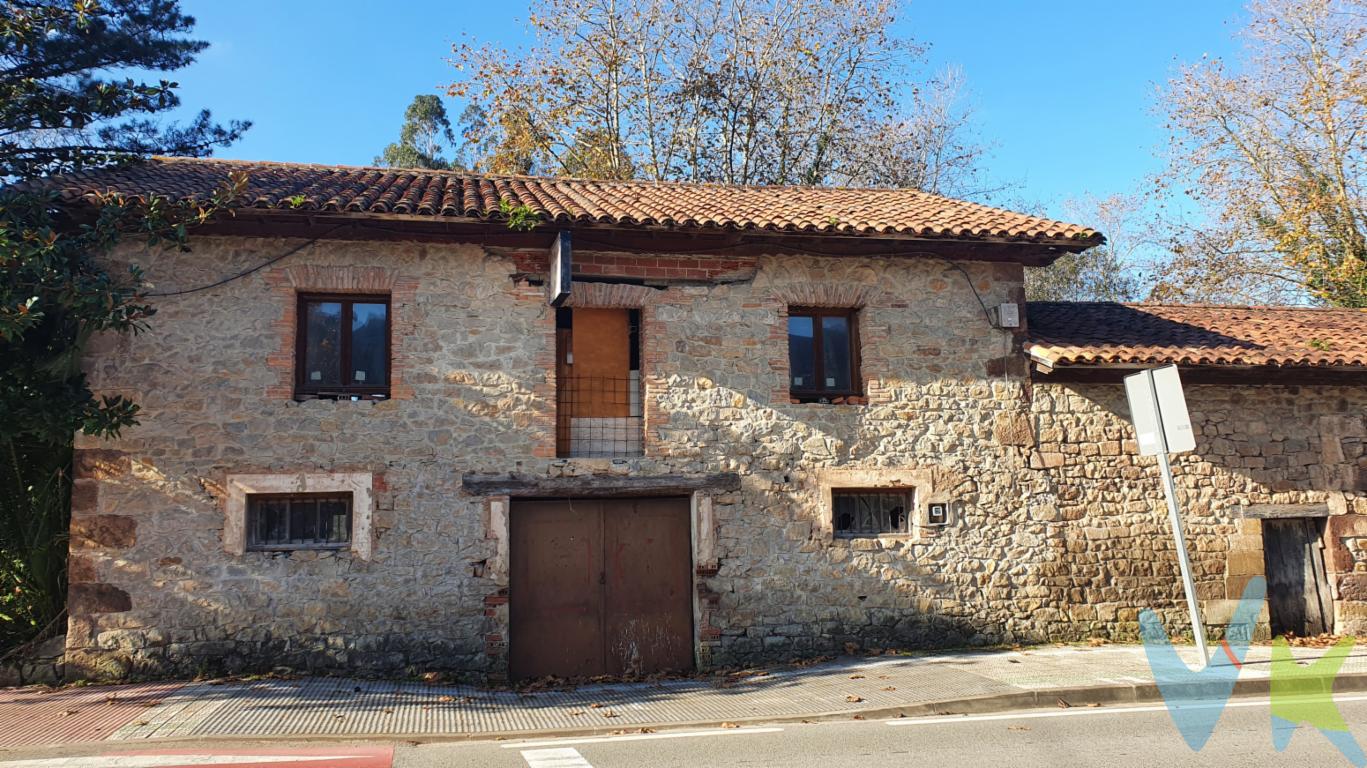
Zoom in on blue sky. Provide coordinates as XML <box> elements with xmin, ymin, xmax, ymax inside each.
<box><xmin>169</xmin><ymin>1</ymin><xmax>1246</xmax><ymax>220</ymax></box>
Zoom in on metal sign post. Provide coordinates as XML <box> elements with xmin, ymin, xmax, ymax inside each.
<box><xmin>1124</xmin><ymin>365</ymin><xmax>1208</xmax><ymax>662</ymax></box>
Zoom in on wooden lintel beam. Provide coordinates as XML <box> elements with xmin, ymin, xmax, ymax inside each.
<box><xmin>462</xmin><ymin>472</ymin><xmax>742</xmax><ymax>498</ymax></box>
<box><xmin>1241</xmin><ymin>503</ymin><xmax>1332</xmax><ymax>519</ymax></box>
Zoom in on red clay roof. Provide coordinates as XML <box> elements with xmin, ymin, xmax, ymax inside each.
<box><xmin>1026</xmin><ymin>302</ymin><xmax>1367</xmax><ymax>369</ymax></box>
<box><xmin>18</xmin><ymin>157</ymin><xmax>1102</xmax><ymax>246</ymax></box>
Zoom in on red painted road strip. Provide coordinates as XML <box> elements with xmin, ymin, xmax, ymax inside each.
<box><xmin>0</xmin><ymin>682</ymin><xmax>185</xmax><ymax>748</ymax></box>
<box><xmin>122</xmin><ymin>747</ymin><xmax>394</xmax><ymax>767</ymax></box>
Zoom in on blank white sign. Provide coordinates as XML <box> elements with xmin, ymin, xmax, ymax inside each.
<box><xmin>1123</xmin><ymin>365</ymin><xmax>1195</xmax><ymax>455</ymax></box>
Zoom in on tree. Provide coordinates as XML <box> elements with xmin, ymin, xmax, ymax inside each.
<box><xmin>448</xmin><ymin>0</ymin><xmax>986</xmax><ymax>193</ymax></box>
<box><xmin>375</xmin><ymin>94</ymin><xmax>461</xmax><ymax>170</ymax></box>
<box><xmin>1153</xmin><ymin>0</ymin><xmax>1367</xmax><ymax>307</ymax></box>
<box><xmin>1026</xmin><ymin>194</ymin><xmax>1145</xmax><ymax>303</ymax></box>
<box><xmin>0</xmin><ymin>0</ymin><xmax>245</xmax><ymax>652</ymax></box>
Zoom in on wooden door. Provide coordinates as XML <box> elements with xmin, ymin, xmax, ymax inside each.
<box><xmin>602</xmin><ymin>498</ymin><xmax>695</xmax><ymax>676</ymax></box>
<box><xmin>509</xmin><ymin>497</ymin><xmax>694</xmax><ymax>680</ymax></box>
<box><xmin>1263</xmin><ymin>518</ymin><xmax>1334</xmax><ymax>637</ymax></box>
<box><xmin>509</xmin><ymin>500</ymin><xmax>604</xmax><ymax>679</ymax></box>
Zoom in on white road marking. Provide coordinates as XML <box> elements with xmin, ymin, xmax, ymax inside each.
<box><xmin>521</xmin><ymin>747</ymin><xmax>593</xmax><ymax>768</ymax></box>
<box><xmin>506</xmin><ymin>726</ymin><xmax>785</xmax><ymax>749</ymax></box>
<box><xmin>0</xmin><ymin>756</ymin><xmax>375</xmax><ymax>768</ymax></box>
<box><xmin>886</xmin><ymin>693</ymin><xmax>1367</xmax><ymax>727</ymax></box>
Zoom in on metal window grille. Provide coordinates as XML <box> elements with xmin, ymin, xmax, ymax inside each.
<box><xmin>247</xmin><ymin>493</ymin><xmax>352</xmax><ymax>550</ymax></box>
<box><xmin>556</xmin><ymin>375</ymin><xmax>644</xmax><ymax>458</ymax></box>
<box><xmin>833</xmin><ymin>489</ymin><xmax>912</xmax><ymax>536</ymax></box>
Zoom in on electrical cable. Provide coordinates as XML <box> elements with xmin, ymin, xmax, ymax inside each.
<box><xmin>145</xmin><ymin>222</ymin><xmax>352</xmax><ymax>297</ymax></box>
<box><xmin>944</xmin><ymin>260</ymin><xmax>998</xmax><ymax>328</ymax></box>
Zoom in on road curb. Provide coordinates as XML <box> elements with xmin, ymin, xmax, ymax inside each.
<box><xmin>34</xmin><ymin>672</ymin><xmax>1367</xmax><ymax>750</ymax></box>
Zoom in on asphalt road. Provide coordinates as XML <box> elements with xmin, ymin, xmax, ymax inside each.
<box><xmin>398</xmin><ymin>695</ymin><xmax>1367</xmax><ymax>768</ymax></box>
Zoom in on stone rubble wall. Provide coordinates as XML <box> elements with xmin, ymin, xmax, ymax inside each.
<box><xmin>65</xmin><ymin>235</ymin><xmax>1367</xmax><ymax>680</ymax></box>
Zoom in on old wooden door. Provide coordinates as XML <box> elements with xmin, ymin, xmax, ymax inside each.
<box><xmin>1262</xmin><ymin>518</ymin><xmax>1334</xmax><ymax>637</ymax></box>
<box><xmin>509</xmin><ymin>497</ymin><xmax>693</xmax><ymax>680</ymax></box>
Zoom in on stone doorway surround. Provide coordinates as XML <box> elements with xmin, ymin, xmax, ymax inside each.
<box><xmin>464</xmin><ymin>472</ymin><xmax>738</xmax><ymax>680</ymax></box>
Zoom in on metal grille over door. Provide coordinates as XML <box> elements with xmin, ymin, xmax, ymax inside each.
<box><xmin>509</xmin><ymin>497</ymin><xmax>693</xmax><ymax>679</ymax></box>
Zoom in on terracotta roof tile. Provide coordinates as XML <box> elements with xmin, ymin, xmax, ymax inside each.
<box><xmin>1026</xmin><ymin>302</ymin><xmax>1367</xmax><ymax>369</ymax></box>
<box><xmin>16</xmin><ymin>157</ymin><xmax>1101</xmax><ymax>246</ymax></box>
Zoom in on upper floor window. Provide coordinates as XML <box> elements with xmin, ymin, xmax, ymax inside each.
<box><xmin>247</xmin><ymin>493</ymin><xmax>352</xmax><ymax>550</ymax></box>
<box><xmin>833</xmin><ymin>489</ymin><xmax>911</xmax><ymax>536</ymax></box>
<box><xmin>296</xmin><ymin>295</ymin><xmax>390</xmax><ymax>399</ymax></box>
<box><xmin>788</xmin><ymin>307</ymin><xmax>859</xmax><ymax>401</ymax></box>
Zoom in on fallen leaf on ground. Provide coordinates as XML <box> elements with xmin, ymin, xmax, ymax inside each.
<box><xmin>845</xmin><ymin>695</ymin><xmax>864</xmax><ymax>703</ymax></box>
<box><xmin>849</xmin><ymin>674</ymin><xmax>865</xmax><ymax>679</ymax></box>
<box><xmin>638</xmin><ymin>727</ymin><xmax>656</xmax><ymax>734</ymax></box>
<box><xmin>1086</xmin><ymin>703</ymin><xmax>1101</xmax><ymax>708</ymax></box>
<box><xmin>1056</xmin><ymin>699</ymin><xmax>1071</xmax><ymax>709</ymax></box>
<box><xmin>132</xmin><ymin>720</ymin><xmax>149</xmax><ymax>727</ymax></box>
<box><xmin>332</xmin><ymin>714</ymin><xmax>344</xmax><ymax>720</ymax></box>
<box><xmin>852</xmin><ymin>715</ymin><xmax>865</xmax><ymax>720</ymax></box>
<box><xmin>1008</xmin><ymin>659</ymin><xmax>1021</xmax><ymax>664</ymax></box>
<box><xmin>569</xmin><ymin>711</ymin><xmax>585</xmax><ymax>716</ymax></box>
<box><xmin>1009</xmin><ymin>725</ymin><xmax>1031</xmax><ymax>732</ymax></box>
<box><xmin>601</xmin><ymin>710</ymin><xmax>618</xmax><ymax>718</ymax></box>
<box><xmin>589</xmin><ymin>702</ymin><xmax>604</xmax><ymax>709</ymax></box>
<box><xmin>142</xmin><ymin>700</ymin><xmax>162</xmax><ymax>707</ymax></box>
<box><xmin>59</xmin><ymin>710</ymin><xmax>78</xmax><ymax>717</ymax></box>
<box><xmin>382</xmin><ymin>708</ymin><xmax>394</xmax><ymax>714</ymax></box>
<box><xmin>882</xmin><ymin>686</ymin><xmax>896</xmax><ymax>692</ymax></box>
<box><xmin>721</xmin><ymin>722</ymin><xmax>740</xmax><ymax>729</ymax></box>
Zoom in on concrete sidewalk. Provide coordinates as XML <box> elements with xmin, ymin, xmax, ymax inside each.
<box><xmin>4</xmin><ymin>643</ymin><xmax>1367</xmax><ymax>749</ymax></box>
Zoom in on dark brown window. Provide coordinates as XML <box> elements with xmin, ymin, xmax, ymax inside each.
<box><xmin>788</xmin><ymin>307</ymin><xmax>860</xmax><ymax>400</ymax></box>
<box><xmin>833</xmin><ymin>489</ymin><xmax>911</xmax><ymax>536</ymax></box>
<box><xmin>296</xmin><ymin>295</ymin><xmax>390</xmax><ymax>399</ymax></box>
<box><xmin>247</xmin><ymin>493</ymin><xmax>352</xmax><ymax>550</ymax></box>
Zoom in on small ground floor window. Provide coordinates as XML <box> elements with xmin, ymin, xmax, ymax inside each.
<box><xmin>247</xmin><ymin>493</ymin><xmax>352</xmax><ymax>550</ymax></box>
<box><xmin>833</xmin><ymin>489</ymin><xmax>911</xmax><ymax>536</ymax></box>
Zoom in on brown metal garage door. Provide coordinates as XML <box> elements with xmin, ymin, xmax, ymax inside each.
<box><xmin>509</xmin><ymin>497</ymin><xmax>693</xmax><ymax>680</ymax></box>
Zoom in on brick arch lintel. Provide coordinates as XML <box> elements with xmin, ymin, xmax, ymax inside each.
<box><xmin>285</xmin><ymin>265</ymin><xmax>398</xmax><ymax>293</ymax></box>
<box><xmin>562</xmin><ymin>281</ymin><xmax>659</xmax><ymax>308</ymax></box>
<box><xmin>771</xmin><ymin>283</ymin><xmax>878</xmax><ymax>308</ymax></box>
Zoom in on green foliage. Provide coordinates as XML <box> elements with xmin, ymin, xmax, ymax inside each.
<box><xmin>1</xmin><ymin>178</ymin><xmax>245</xmax><ymax>444</ymax></box>
<box><xmin>0</xmin><ymin>442</ymin><xmax>69</xmax><ymax>653</ymax></box>
<box><xmin>0</xmin><ymin>0</ymin><xmax>246</xmax><ymax>655</ymax></box>
<box><xmin>375</xmin><ymin>94</ymin><xmax>461</xmax><ymax>170</ymax></box>
<box><xmin>498</xmin><ymin>196</ymin><xmax>540</xmax><ymax>232</ymax></box>
<box><xmin>0</xmin><ymin>0</ymin><xmax>250</xmax><ymax>179</ymax></box>
<box><xmin>1025</xmin><ymin>245</ymin><xmax>1140</xmax><ymax>303</ymax></box>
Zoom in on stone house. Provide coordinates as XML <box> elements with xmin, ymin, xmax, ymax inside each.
<box><xmin>28</xmin><ymin>158</ymin><xmax>1367</xmax><ymax>681</ymax></box>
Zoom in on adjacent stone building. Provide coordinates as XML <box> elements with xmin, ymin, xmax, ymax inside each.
<box><xmin>30</xmin><ymin>158</ymin><xmax>1367</xmax><ymax>681</ymax></box>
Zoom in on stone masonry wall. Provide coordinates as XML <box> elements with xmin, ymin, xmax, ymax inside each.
<box><xmin>66</xmin><ymin>233</ymin><xmax>1367</xmax><ymax>680</ymax></box>
<box><xmin>1029</xmin><ymin>383</ymin><xmax>1367</xmax><ymax>638</ymax></box>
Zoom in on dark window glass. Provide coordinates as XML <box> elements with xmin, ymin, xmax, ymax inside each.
<box><xmin>350</xmin><ymin>303</ymin><xmax>389</xmax><ymax>387</ymax></box>
<box><xmin>821</xmin><ymin>315</ymin><xmax>852</xmax><ymax>392</ymax></box>
<box><xmin>247</xmin><ymin>494</ymin><xmax>352</xmax><ymax>550</ymax></box>
<box><xmin>296</xmin><ymin>295</ymin><xmax>389</xmax><ymax>397</ymax></box>
<box><xmin>787</xmin><ymin>308</ymin><xmax>859</xmax><ymax>399</ymax></box>
<box><xmin>833</xmin><ymin>490</ymin><xmax>911</xmax><ymax>536</ymax></box>
<box><xmin>304</xmin><ymin>302</ymin><xmax>342</xmax><ymax>387</ymax></box>
<box><xmin>787</xmin><ymin>315</ymin><xmax>816</xmax><ymax>390</ymax></box>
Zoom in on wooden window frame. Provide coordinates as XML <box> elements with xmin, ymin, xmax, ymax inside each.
<box><xmin>295</xmin><ymin>293</ymin><xmax>392</xmax><ymax>399</ymax></box>
<box><xmin>832</xmin><ymin>488</ymin><xmax>913</xmax><ymax>537</ymax></box>
<box><xmin>787</xmin><ymin>307</ymin><xmax>862</xmax><ymax>400</ymax></box>
<box><xmin>245</xmin><ymin>492</ymin><xmax>353</xmax><ymax>551</ymax></box>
